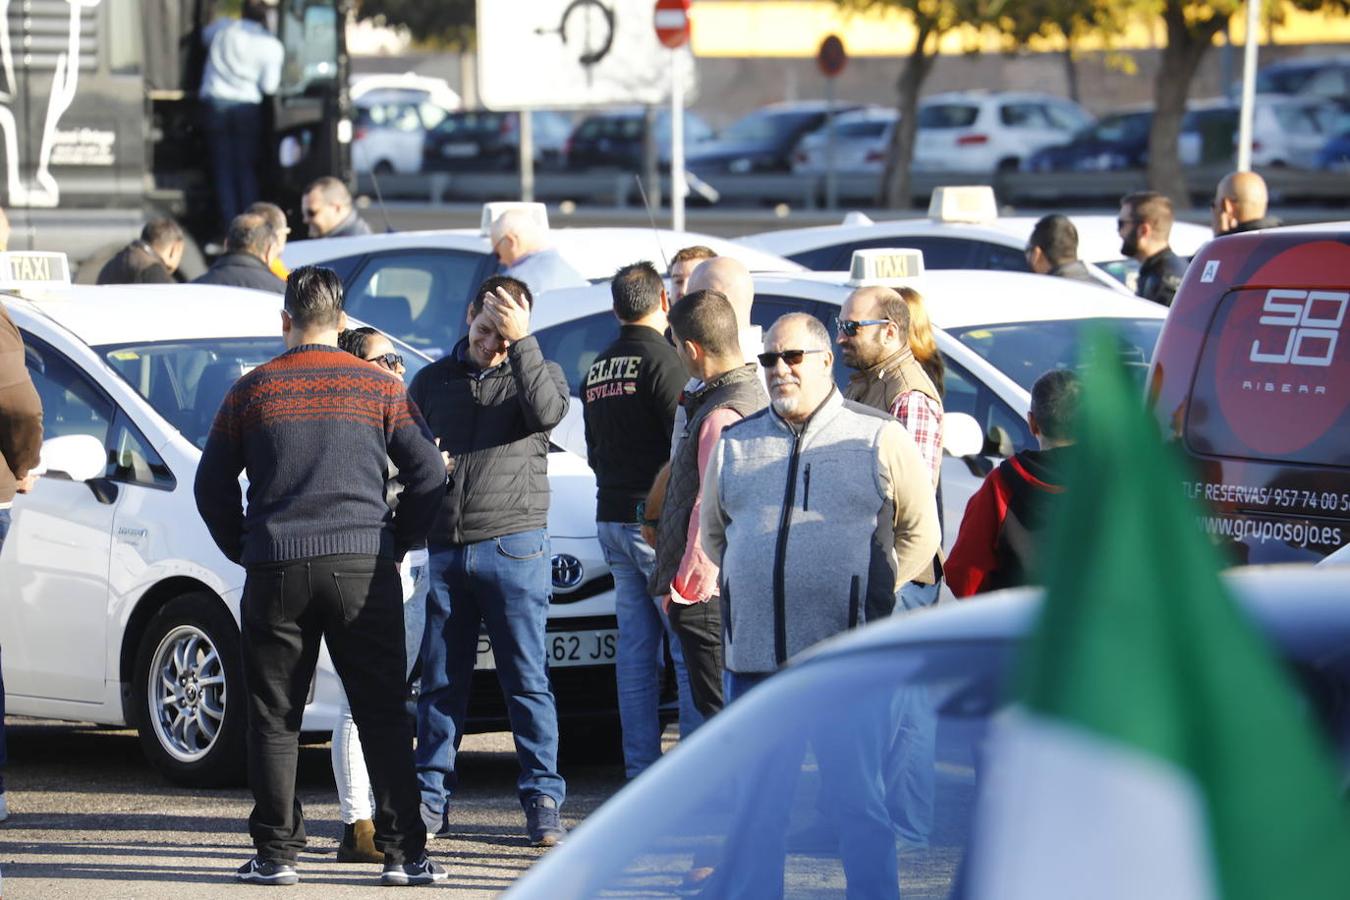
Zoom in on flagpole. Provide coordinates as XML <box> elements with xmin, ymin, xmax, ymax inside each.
<box><xmin>1236</xmin><ymin>0</ymin><xmax>1259</xmax><ymax>172</ymax></box>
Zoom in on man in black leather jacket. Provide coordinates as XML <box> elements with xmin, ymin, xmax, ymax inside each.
<box><xmin>1119</xmin><ymin>191</ymin><xmax>1189</xmax><ymax>307</ymax></box>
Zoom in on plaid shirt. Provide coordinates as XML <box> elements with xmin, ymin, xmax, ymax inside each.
<box><xmin>890</xmin><ymin>390</ymin><xmax>943</xmax><ymax>488</ymax></box>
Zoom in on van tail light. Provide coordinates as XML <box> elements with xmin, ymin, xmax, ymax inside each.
<box><xmin>354</xmin><ymin>126</ymin><xmax>368</xmax><ymax>142</ymax></box>
<box><xmin>865</xmin><ymin>149</ymin><xmax>885</xmax><ymax>163</ymax></box>
<box><xmin>1252</xmin><ymin>140</ymin><xmax>1263</xmax><ymax>152</ymax></box>
<box><xmin>957</xmin><ymin>133</ymin><xmax>989</xmax><ymax>146</ymax></box>
<box><xmin>563</xmin><ymin>136</ymin><xmax>574</xmax><ymax>160</ymax></box>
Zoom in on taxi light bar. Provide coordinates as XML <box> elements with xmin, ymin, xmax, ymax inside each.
<box><xmin>0</xmin><ymin>251</ymin><xmax>71</xmax><ymax>289</ymax></box>
<box><xmin>927</xmin><ymin>185</ymin><xmax>998</xmax><ymax>224</ymax></box>
<box><xmin>480</xmin><ymin>201</ymin><xmax>550</xmax><ymax>236</ymax></box>
<box><xmin>847</xmin><ymin>248</ymin><xmax>925</xmax><ymax>287</ymax></box>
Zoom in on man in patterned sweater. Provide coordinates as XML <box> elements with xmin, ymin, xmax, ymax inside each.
<box><xmin>194</xmin><ymin>266</ymin><xmax>447</xmax><ymax>887</ymax></box>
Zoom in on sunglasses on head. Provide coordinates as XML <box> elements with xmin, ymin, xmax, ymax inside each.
<box><xmin>757</xmin><ymin>348</ymin><xmax>826</xmax><ymax>367</ymax></box>
<box><xmin>366</xmin><ymin>352</ymin><xmax>404</xmax><ymax>370</ymax></box>
<box><xmin>835</xmin><ymin>317</ymin><xmax>890</xmax><ymax>337</ymax></box>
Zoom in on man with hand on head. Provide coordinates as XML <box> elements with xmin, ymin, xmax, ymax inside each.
<box><xmin>410</xmin><ymin>276</ymin><xmax>571</xmax><ymax>848</ymax></box>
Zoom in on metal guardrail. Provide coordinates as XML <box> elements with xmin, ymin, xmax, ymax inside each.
<box><xmin>359</xmin><ymin>165</ymin><xmax>1350</xmax><ymax>210</ymax></box>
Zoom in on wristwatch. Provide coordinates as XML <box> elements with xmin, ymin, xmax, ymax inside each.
<box><xmin>636</xmin><ymin>500</ymin><xmax>661</xmax><ymax>528</ymax></box>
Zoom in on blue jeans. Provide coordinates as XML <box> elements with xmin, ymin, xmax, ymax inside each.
<box><xmin>0</xmin><ymin>508</ymin><xmax>7</xmax><ymax>792</ymax></box>
<box><xmin>416</xmin><ymin>530</ymin><xmax>564</xmax><ymax>813</ymax></box>
<box><xmin>887</xmin><ymin>582</ymin><xmax>937</xmax><ymax>845</ymax></box>
<box><xmin>203</xmin><ymin>97</ymin><xmax>263</xmax><ymax>232</ymax></box>
<box><xmin>596</xmin><ymin>521</ymin><xmax>701</xmax><ymax>779</ymax></box>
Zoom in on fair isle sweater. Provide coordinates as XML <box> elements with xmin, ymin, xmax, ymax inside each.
<box><xmin>194</xmin><ymin>344</ymin><xmax>445</xmax><ymax>566</ymax></box>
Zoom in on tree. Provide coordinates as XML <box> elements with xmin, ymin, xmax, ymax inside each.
<box><xmin>356</xmin><ymin>0</ymin><xmax>475</xmax><ymax>49</ymax></box>
<box><xmin>841</xmin><ymin>0</ymin><xmax>995</xmax><ymax>208</ymax></box>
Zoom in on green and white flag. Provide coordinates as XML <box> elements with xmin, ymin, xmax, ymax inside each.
<box><xmin>969</xmin><ymin>334</ymin><xmax>1350</xmax><ymax>899</ymax></box>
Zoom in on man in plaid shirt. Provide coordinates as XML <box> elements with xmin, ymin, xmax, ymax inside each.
<box><xmin>836</xmin><ymin>285</ymin><xmax>944</xmax><ymax>606</ymax></box>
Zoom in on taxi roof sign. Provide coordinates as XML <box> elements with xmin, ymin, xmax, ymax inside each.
<box><xmin>480</xmin><ymin>202</ymin><xmax>550</xmax><ymax>237</ymax></box>
<box><xmin>927</xmin><ymin>186</ymin><xmax>998</xmax><ymax>224</ymax></box>
<box><xmin>848</xmin><ymin>248</ymin><xmax>925</xmax><ymax>287</ymax></box>
<box><xmin>0</xmin><ymin>252</ymin><xmax>71</xmax><ymax>290</ymax></box>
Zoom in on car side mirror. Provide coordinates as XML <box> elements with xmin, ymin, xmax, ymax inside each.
<box><xmin>36</xmin><ymin>434</ymin><xmax>107</xmax><ymax>483</ymax></box>
<box><xmin>982</xmin><ymin>424</ymin><xmax>1016</xmax><ymax>458</ymax></box>
<box><xmin>942</xmin><ymin>412</ymin><xmax>984</xmax><ymax>459</ymax></box>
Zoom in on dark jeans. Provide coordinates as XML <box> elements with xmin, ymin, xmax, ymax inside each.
<box><xmin>203</xmin><ymin>97</ymin><xmax>263</xmax><ymax>232</ymax></box>
<box><xmin>240</xmin><ymin>553</ymin><xmax>425</xmax><ymax>864</ymax></box>
<box><xmin>0</xmin><ymin>508</ymin><xmax>7</xmax><ymax>793</ymax></box>
<box><xmin>417</xmin><ymin>530</ymin><xmax>564</xmax><ymax>813</ymax></box>
<box><xmin>668</xmin><ymin>595</ymin><xmax>725</xmax><ymax>719</ymax></box>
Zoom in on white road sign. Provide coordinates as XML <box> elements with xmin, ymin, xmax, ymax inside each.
<box><xmin>476</xmin><ymin>0</ymin><xmax>697</xmax><ymax>110</ymax></box>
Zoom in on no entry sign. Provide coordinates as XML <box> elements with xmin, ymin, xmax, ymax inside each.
<box><xmin>654</xmin><ymin>0</ymin><xmax>691</xmax><ymax>49</ymax></box>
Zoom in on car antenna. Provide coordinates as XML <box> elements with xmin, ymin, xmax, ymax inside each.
<box><xmin>367</xmin><ymin>168</ymin><xmax>395</xmax><ymax>233</ymax></box>
<box><xmin>633</xmin><ymin>174</ymin><xmax>669</xmax><ymax>272</ymax></box>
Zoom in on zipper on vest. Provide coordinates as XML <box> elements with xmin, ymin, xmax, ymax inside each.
<box><xmin>772</xmin><ymin>432</ymin><xmax>802</xmax><ymax>666</ymax></box>
<box><xmin>848</xmin><ymin>575</ymin><xmax>860</xmax><ymax>628</ymax></box>
<box><xmin>802</xmin><ymin>462</ymin><xmax>811</xmax><ymax>511</ymax></box>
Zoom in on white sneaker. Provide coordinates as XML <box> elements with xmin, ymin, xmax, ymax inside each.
<box><xmin>0</xmin><ymin>792</ymin><xmax>9</xmax><ymax>822</ymax></box>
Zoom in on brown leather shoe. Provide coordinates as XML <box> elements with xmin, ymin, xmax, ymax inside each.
<box><xmin>336</xmin><ymin>818</ymin><xmax>384</xmax><ymax>864</ymax></box>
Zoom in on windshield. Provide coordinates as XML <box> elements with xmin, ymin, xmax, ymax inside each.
<box><xmin>1256</xmin><ymin>66</ymin><xmax>1318</xmax><ymax>94</ymax></box>
<box><xmin>99</xmin><ymin>335</ymin><xmax>428</xmax><ymax>450</ymax></box>
<box><xmin>945</xmin><ymin>318</ymin><xmax>1163</xmax><ymax>392</ymax></box>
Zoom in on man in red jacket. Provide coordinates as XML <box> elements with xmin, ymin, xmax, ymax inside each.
<box><xmin>946</xmin><ymin>369</ymin><xmax>1081</xmax><ymax>597</ymax></box>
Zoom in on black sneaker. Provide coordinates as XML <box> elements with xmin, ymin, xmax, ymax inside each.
<box><xmin>524</xmin><ymin>795</ymin><xmax>566</xmax><ymax>847</ymax></box>
<box><xmin>235</xmin><ymin>856</ymin><xmax>298</xmax><ymax>885</ymax></box>
<box><xmin>380</xmin><ymin>853</ymin><xmax>448</xmax><ymax>886</ymax></box>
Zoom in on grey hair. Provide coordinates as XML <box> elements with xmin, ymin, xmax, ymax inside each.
<box><xmin>770</xmin><ymin>312</ymin><xmax>831</xmax><ymax>351</ymax></box>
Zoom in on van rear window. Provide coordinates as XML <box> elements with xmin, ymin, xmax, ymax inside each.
<box><xmin>1185</xmin><ymin>287</ymin><xmax>1350</xmax><ymax>467</ymax></box>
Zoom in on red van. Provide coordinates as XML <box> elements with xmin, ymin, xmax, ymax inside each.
<box><xmin>1147</xmin><ymin>229</ymin><xmax>1350</xmax><ymax>564</ymax></box>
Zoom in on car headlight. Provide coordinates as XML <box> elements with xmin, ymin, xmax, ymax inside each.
<box><xmin>551</xmin><ymin>553</ymin><xmax>585</xmax><ymax>591</ymax></box>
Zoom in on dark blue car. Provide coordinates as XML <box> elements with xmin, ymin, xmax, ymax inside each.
<box><xmin>686</xmin><ymin>102</ymin><xmax>861</xmax><ymax>175</ymax></box>
<box><xmin>1022</xmin><ymin>110</ymin><xmax>1153</xmax><ymax>172</ymax></box>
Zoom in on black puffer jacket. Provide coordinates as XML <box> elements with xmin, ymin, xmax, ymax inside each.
<box><xmin>192</xmin><ymin>252</ymin><xmax>285</xmax><ymax>293</ymax></box>
<box><xmin>408</xmin><ymin>334</ymin><xmax>569</xmax><ymax>546</ymax></box>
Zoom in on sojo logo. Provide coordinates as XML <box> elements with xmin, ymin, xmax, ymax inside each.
<box><xmin>1249</xmin><ymin>289</ymin><xmax>1347</xmax><ymax>367</ymax></box>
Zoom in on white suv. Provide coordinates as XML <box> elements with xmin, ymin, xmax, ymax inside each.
<box><xmin>913</xmin><ymin>91</ymin><xmax>1094</xmax><ymax>174</ymax></box>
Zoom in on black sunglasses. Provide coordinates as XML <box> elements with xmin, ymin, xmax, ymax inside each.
<box><xmin>366</xmin><ymin>352</ymin><xmax>404</xmax><ymax>370</ymax></box>
<box><xmin>757</xmin><ymin>349</ymin><xmax>826</xmax><ymax>367</ymax></box>
<box><xmin>835</xmin><ymin>317</ymin><xmax>890</xmax><ymax>337</ymax></box>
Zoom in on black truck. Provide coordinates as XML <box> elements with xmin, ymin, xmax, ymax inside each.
<box><xmin>0</xmin><ymin>0</ymin><xmax>351</xmax><ymax>279</ymax></box>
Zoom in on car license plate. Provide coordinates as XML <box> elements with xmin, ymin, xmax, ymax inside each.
<box><xmin>441</xmin><ymin>142</ymin><xmax>477</xmax><ymax>158</ymax></box>
<box><xmin>476</xmin><ymin>629</ymin><xmax>618</xmax><ymax>670</ymax></box>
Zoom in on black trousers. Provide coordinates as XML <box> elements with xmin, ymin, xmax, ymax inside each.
<box><xmin>668</xmin><ymin>594</ymin><xmax>724</xmax><ymax>719</ymax></box>
<box><xmin>240</xmin><ymin>553</ymin><xmax>426</xmax><ymax>864</ymax></box>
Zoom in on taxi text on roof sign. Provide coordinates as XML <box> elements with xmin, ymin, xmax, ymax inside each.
<box><xmin>848</xmin><ymin>248</ymin><xmax>925</xmax><ymax>287</ymax></box>
<box><xmin>0</xmin><ymin>252</ymin><xmax>71</xmax><ymax>288</ymax></box>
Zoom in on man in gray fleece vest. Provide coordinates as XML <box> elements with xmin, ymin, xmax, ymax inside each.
<box><xmin>701</xmin><ymin>312</ymin><xmax>940</xmax><ymax>700</ymax></box>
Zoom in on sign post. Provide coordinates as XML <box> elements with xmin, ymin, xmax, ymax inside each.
<box><xmin>816</xmin><ymin>34</ymin><xmax>847</xmax><ymax>211</ymax></box>
<box><xmin>655</xmin><ymin>0</ymin><xmax>691</xmax><ymax>231</ymax></box>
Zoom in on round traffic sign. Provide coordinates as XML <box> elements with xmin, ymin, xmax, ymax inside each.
<box><xmin>817</xmin><ymin>34</ymin><xmax>847</xmax><ymax>78</ymax></box>
<box><xmin>654</xmin><ymin>0</ymin><xmax>691</xmax><ymax>49</ymax></box>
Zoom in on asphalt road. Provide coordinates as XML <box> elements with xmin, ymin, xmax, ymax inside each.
<box><xmin>0</xmin><ymin>718</ymin><xmax>634</xmax><ymax>898</ymax></box>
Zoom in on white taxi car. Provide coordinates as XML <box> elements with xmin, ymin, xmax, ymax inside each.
<box><xmin>0</xmin><ymin>257</ymin><xmax>622</xmax><ymax>785</ymax></box>
<box><xmin>282</xmin><ymin>203</ymin><xmax>801</xmax><ymax>360</ymax></box>
<box><xmin>530</xmin><ymin>250</ymin><xmax>1168</xmax><ymax>548</ymax></box>
<box><xmin>739</xmin><ymin>186</ymin><xmax>1213</xmax><ymax>292</ymax></box>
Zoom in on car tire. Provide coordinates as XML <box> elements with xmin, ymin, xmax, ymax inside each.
<box><xmin>132</xmin><ymin>592</ymin><xmax>246</xmax><ymax>787</ymax></box>
<box><xmin>373</xmin><ymin>160</ymin><xmax>395</xmax><ymax>175</ymax></box>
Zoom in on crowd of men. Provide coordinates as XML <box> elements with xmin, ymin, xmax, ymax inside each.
<box><xmin>0</xmin><ymin>166</ymin><xmax>1285</xmax><ymax>888</ymax></box>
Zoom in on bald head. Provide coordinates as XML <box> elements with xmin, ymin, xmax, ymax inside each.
<box><xmin>686</xmin><ymin>256</ymin><xmax>754</xmax><ymax>328</ymax></box>
<box><xmin>490</xmin><ymin>209</ymin><xmax>548</xmax><ymax>266</ymax></box>
<box><xmin>1212</xmin><ymin>171</ymin><xmax>1269</xmax><ymax>236</ymax></box>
